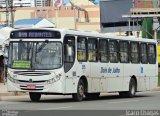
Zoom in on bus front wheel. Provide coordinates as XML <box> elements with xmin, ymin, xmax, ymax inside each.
<box><xmin>29</xmin><ymin>92</ymin><xmax>41</xmax><ymax>102</ymax></box>
<box><xmin>72</xmin><ymin>79</ymin><xmax>85</xmax><ymax>102</ymax></box>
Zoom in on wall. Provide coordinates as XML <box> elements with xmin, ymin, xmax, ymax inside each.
<box><xmin>134</xmin><ymin>0</ymin><xmax>160</xmax><ymax>8</ymax></box>
<box><xmin>11</xmin><ymin>5</ymin><xmax>100</xmax><ymax>31</ymax></box>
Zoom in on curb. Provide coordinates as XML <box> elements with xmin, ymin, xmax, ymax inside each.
<box><xmin>151</xmin><ymin>87</ymin><xmax>160</xmax><ymax>91</ymax></box>
<box><xmin>0</xmin><ymin>87</ymin><xmax>160</xmax><ymax>97</ymax></box>
<box><xmin>1</xmin><ymin>88</ymin><xmax>160</xmax><ymax>95</ymax></box>
<box><xmin>0</xmin><ymin>92</ymin><xmax>28</xmax><ymax>96</ymax></box>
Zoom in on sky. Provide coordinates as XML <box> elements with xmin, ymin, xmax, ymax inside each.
<box><xmin>63</xmin><ymin>0</ymin><xmax>100</xmax><ymax>5</ymax></box>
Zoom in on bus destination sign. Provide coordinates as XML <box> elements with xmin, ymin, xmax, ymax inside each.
<box><xmin>10</xmin><ymin>30</ymin><xmax>61</xmax><ymax>39</ymax></box>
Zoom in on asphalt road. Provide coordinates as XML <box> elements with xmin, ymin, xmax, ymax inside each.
<box><xmin>0</xmin><ymin>91</ymin><xmax>160</xmax><ymax>111</ymax></box>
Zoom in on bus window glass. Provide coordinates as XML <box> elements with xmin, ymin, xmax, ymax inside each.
<box><xmin>140</xmin><ymin>43</ymin><xmax>147</xmax><ymax>64</ymax></box>
<box><xmin>64</xmin><ymin>37</ymin><xmax>75</xmax><ymax>63</ymax></box>
<box><xmin>119</xmin><ymin>41</ymin><xmax>129</xmax><ymax>63</ymax></box>
<box><xmin>109</xmin><ymin>40</ymin><xmax>119</xmax><ymax>63</ymax></box>
<box><xmin>88</xmin><ymin>38</ymin><xmax>98</xmax><ymax>62</ymax></box>
<box><xmin>148</xmin><ymin>44</ymin><xmax>156</xmax><ymax>64</ymax></box>
<box><xmin>77</xmin><ymin>37</ymin><xmax>87</xmax><ymax>61</ymax></box>
<box><xmin>99</xmin><ymin>39</ymin><xmax>108</xmax><ymax>62</ymax></box>
<box><xmin>64</xmin><ymin>36</ymin><xmax>75</xmax><ymax>72</ymax></box>
<box><xmin>131</xmin><ymin>42</ymin><xmax>139</xmax><ymax>63</ymax></box>
<box><xmin>34</xmin><ymin>42</ymin><xmax>62</xmax><ymax>69</ymax></box>
<box><xmin>8</xmin><ymin>42</ymin><xmax>32</xmax><ymax>65</ymax></box>
<box><xmin>8</xmin><ymin>42</ymin><xmax>62</xmax><ymax>69</ymax></box>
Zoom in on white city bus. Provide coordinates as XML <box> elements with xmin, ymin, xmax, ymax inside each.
<box><xmin>7</xmin><ymin>28</ymin><xmax>158</xmax><ymax>102</ymax></box>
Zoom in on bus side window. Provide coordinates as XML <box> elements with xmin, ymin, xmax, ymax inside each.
<box><xmin>130</xmin><ymin>42</ymin><xmax>139</xmax><ymax>63</ymax></box>
<box><xmin>140</xmin><ymin>43</ymin><xmax>148</xmax><ymax>64</ymax></box>
<box><xmin>77</xmin><ymin>37</ymin><xmax>87</xmax><ymax>61</ymax></box>
<box><xmin>109</xmin><ymin>40</ymin><xmax>119</xmax><ymax>63</ymax></box>
<box><xmin>99</xmin><ymin>39</ymin><xmax>108</xmax><ymax>62</ymax></box>
<box><xmin>88</xmin><ymin>38</ymin><xmax>98</xmax><ymax>62</ymax></box>
<box><xmin>119</xmin><ymin>41</ymin><xmax>129</xmax><ymax>63</ymax></box>
<box><xmin>148</xmin><ymin>44</ymin><xmax>156</xmax><ymax>64</ymax></box>
<box><xmin>64</xmin><ymin>36</ymin><xmax>75</xmax><ymax>73</ymax></box>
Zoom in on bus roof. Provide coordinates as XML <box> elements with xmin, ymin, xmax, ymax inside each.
<box><xmin>10</xmin><ymin>28</ymin><xmax>157</xmax><ymax>43</ymax></box>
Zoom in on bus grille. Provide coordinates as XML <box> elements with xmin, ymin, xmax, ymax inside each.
<box><xmin>14</xmin><ymin>71</ymin><xmax>51</xmax><ymax>76</ymax></box>
<box><xmin>18</xmin><ymin>80</ymin><xmax>46</xmax><ymax>83</ymax></box>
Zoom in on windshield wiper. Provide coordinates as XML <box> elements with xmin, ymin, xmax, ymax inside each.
<box><xmin>36</xmin><ymin>40</ymin><xmax>49</xmax><ymax>53</ymax></box>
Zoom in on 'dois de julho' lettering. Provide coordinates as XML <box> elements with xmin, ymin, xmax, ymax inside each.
<box><xmin>101</xmin><ymin>67</ymin><xmax>120</xmax><ymax>73</ymax></box>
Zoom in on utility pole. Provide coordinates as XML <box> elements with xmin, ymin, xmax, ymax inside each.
<box><xmin>9</xmin><ymin>0</ymin><xmax>15</xmax><ymax>28</ymax></box>
<box><xmin>5</xmin><ymin>0</ymin><xmax>9</xmax><ymax>26</ymax></box>
<box><xmin>0</xmin><ymin>0</ymin><xmax>16</xmax><ymax>27</ymax></box>
<box><xmin>70</xmin><ymin>0</ymin><xmax>89</xmax><ymax>29</ymax></box>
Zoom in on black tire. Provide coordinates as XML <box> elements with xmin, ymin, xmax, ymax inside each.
<box><xmin>119</xmin><ymin>78</ymin><xmax>136</xmax><ymax>98</ymax></box>
<box><xmin>72</xmin><ymin>79</ymin><xmax>85</xmax><ymax>102</ymax></box>
<box><xmin>127</xmin><ymin>78</ymin><xmax>136</xmax><ymax>98</ymax></box>
<box><xmin>29</xmin><ymin>92</ymin><xmax>41</xmax><ymax>102</ymax></box>
<box><xmin>85</xmin><ymin>93</ymin><xmax>100</xmax><ymax>99</ymax></box>
<box><xmin>128</xmin><ymin>78</ymin><xmax>137</xmax><ymax>97</ymax></box>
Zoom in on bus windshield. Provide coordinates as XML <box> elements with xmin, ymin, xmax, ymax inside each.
<box><xmin>8</xmin><ymin>41</ymin><xmax>62</xmax><ymax>70</ymax></box>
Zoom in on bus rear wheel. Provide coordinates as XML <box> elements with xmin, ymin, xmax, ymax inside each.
<box><xmin>127</xmin><ymin>78</ymin><xmax>136</xmax><ymax>98</ymax></box>
<box><xmin>72</xmin><ymin>79</ymin><xmax>85</xmax><ymax>102</ymax></box>
<box><xmin>119</xmin><ymin>78</ymin><xmax>136</xmax><ymax>98</ymax></box>
<box><xmin>29</xmin><ymin>92</ymin><xmax>41</xmax><ymax>102</ymax></box>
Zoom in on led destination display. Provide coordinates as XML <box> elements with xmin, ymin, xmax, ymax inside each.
<box><xmin>10</xmin><ymin>30</ymin><xmax>61</xmax><ymax>39</ymax></box>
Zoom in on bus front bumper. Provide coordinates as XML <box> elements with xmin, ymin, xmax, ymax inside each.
<box><xmin>7</xmin><ymin>79</ymin><xmax>64</xmax><ymax>94</ymax></box>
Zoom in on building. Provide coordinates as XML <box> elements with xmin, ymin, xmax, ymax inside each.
<box><xmin>0</xmin><ymin>0</ymin><xmax>6</xmax><ymax>7</ymax></box>
<box><xmin>14</xmin><ymin>0</ymin><xmax>35</xmax><ymax>7</ymax></box>
<box><xmin>35</xmin><ymin>0</ymin><xmax>49</xmax><ymax>7</ymax></box>
<box><xmin>0</xmin><ymin>0</ymin><xmax>100</xmax><ymax>32</ymax></box>
<box><xmin>100</xmin><ymin>0</ymin><xmax>135</xmax><ymax>33</ymax></box>
<box><xmin>14</xmin><ymin>18</ymin><xmax>55</xmax><ymax>28</ymax></box>
<box><xmin>0</xmin><ymin>0</ymin><xmax>49</xmax><ymax>7</ymax></box>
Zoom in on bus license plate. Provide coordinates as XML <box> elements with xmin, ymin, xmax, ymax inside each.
<box><xmin>27</xmin><ymin>84</ymin><xmax>36</xmax><ymax>89</ymax></box>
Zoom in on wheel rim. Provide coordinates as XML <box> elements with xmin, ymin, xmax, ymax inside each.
<box><xmin>78</xmin><ymin>84</ymin><xmax>84</xmax><ymax>97</ymax></box>
<box><xmin>131</xmin><ymin>85</ymin><xmax>135</xmax><ymax>95</ymax></box>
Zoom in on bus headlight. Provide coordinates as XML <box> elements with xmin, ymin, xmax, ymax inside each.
<box><xmin>7</xmin><ymin>74</ymin><xmax>19</xmax><ymax>84</ymax></box>
<box><xmin>46</xmin><ymin>74</ymin><xmax>61</xmax><ymax>84</ymax></box>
